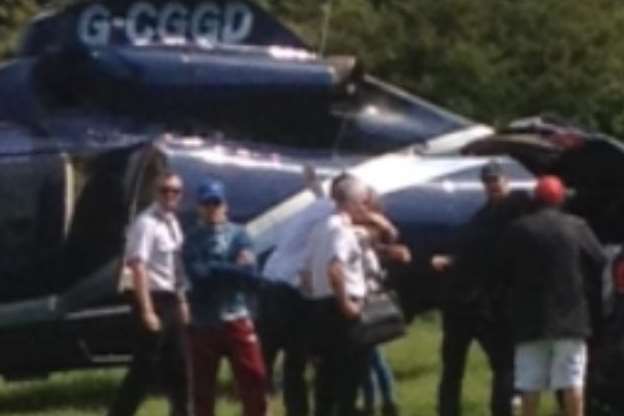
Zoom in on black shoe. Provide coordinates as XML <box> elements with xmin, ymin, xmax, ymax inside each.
<box><xmin>382</xmin><ymin>402</ymin><xmax>399</xmax><ymax>416</ymax></box>
<box><xmin>354</xmin><ymin>407</ymin><xmax>374</xmax><ymax>416</ymax></box>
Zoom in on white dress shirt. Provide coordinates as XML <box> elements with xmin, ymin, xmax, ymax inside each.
<box><xmin>262</xmin><ymin>198</ymin><xmax>334</xmax><ymax>287</ymax></box>
<box><xmin>304</xmin><ymin>212</ymin><xmax>367</xmax><ymax>300</ymax></box>
<box><xmin>123</xmin><ymin>204</ymin><xmax>184</xmax><ymax>293</ymax></box>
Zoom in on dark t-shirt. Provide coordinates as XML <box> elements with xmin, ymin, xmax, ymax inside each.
<box><xmin>445</xmin><ymin>190</ymin><xmax>532</xmax><ymax>314</ymax></box>
<box><xmin>501</xmin><ymin>208</ymin><xmax>606</xmax><ymax>343</ymax></box>
<box><xmin>182</xmin><ymin>222</ymin><xmax>258</xmax><ymax>327</ymax></box>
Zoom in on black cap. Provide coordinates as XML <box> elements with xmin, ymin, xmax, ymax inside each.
<box><xmin>480</xmin><ymin>161</ymin><xmax>504</xmax><ymax>181</ymax></box>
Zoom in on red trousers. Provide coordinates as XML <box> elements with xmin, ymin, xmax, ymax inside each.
<box><xmin>190</xmin><ymin>318</ymin><xmax>268</xmax><ymax>416</ymax></box>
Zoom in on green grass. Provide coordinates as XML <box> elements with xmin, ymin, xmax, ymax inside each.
<box><xmin>0</xmin><ymin>315</ymin><xmax>557</xmax><ymax>415</ymax></box>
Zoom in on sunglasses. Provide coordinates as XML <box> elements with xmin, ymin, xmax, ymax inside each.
<box><xmin>200</xmin><ymin>198</ymin><xmax>224</xmax><ymax>206</ymax></box>
<box><xmin>159</xmin><ymin>186</ymin><xmax>183</xmax><ymax>196</ymax></box>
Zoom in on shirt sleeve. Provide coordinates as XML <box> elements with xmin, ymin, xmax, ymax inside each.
<box><xmin>579</xmin><ymin>221</ymin><xmax>607</xmax><ymax>270</ymax></box>
<box><xmin>125</xmin><ymin>217</ymin><xmax>154</xmax><ymax>263</ymax></box>
<box><xmin>578</xmin><ymin>220</ymin><xmax>607</xmax><ymax>337</ymax></box>
<box><xmin>331</xmin><ymin>227</ymin><xmax>354</xmax><ymax>265</ymax></box>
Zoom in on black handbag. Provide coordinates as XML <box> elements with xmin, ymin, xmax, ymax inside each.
<box><xmin>349</xmin><ymin>288</ymin><xmax>406</xmax><ymax>346</ymax></box>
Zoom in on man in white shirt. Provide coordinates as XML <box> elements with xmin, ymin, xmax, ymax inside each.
<box><xmin>304</xmin><ymin>176</ymin><xmax>371</xmax><ymax>416</ymax></box>
<box><xmin>259</xmin><ymin>172</ymin><xmax>352</xmax><ymax>416</ymax></box>
<box><xmin>108</xmin><ymin>172</ymin><xmax>191</xmax><ymax>416</ymax></box>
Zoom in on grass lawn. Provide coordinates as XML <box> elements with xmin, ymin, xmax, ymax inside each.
<box><xmin>0</xmin><ymin>315</ymin><xmax>557</xmax><ymax>415</ymax></box>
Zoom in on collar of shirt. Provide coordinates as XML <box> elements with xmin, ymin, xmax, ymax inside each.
<box><xmin>149</xmin><ymin>203</ymin><xmax>183</xmax><ymax>245</ymax></box>
<box><xmin>151</xmin><ymin>203</ymin><xmax>176</xmax><ymax>222</ymax></box>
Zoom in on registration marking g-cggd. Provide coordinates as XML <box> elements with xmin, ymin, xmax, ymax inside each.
<box><xmin>78</xmin><ymin>1</ymin><xmax>255</xmax><ymax>47</ymax></box>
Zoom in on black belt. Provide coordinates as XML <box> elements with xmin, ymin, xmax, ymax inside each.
<box><xmin>125</xmin><ymin>290</ymin><xmax>179</xmax><ymax>304</ymax></box>
<box><xmin>151</xmin><ymin>291</ymin><xmax>178</xmax><ymax>303</ymax></box>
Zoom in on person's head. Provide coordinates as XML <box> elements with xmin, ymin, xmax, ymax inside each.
<box><xmin>332</xmin><ymin>177</ymin><xmax>369</xmax><ymax>222</ymax></box>
<box><xmin>196</xmin><ymin>178</ymin><xmax>228</xmax><ymax>224</ymax></box>
<box><xmin>534</xmin><ymin>175</ymin><xmax>566</xmax><ymax>207</ymax></box>
<box><xmin>330</xmin><ymin>172</ymin><xmax>356</xmax><ymax>201</ymax></box>
<box><xmin>155</xmin><ymin>171</ymin><xmax>183</xmax><ymax>212</ymax></box>
<box><xmin>480</xmin><ymin>161</ymin><xmax>509</xmax><ymax>204</ymax></box>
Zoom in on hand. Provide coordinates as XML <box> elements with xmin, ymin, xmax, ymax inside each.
<box><xmin>303</xmin><ymin>164</ymin><xmax>318</xmax><ymax>185</ymax></box>
<box><xmin>142</xmin><ymin>311</ymin><xmax>161</xmax><ymax>332</ymax></box>
<box><xmin>340</xmin><ymin>298</ymin><xmax>363</xmax><ymax>320</ymax></box>
<box><xmin>178</xmin><ymin>301</ymin><xmax>191</xmax><ymax>326</ymax></box>
<box><xmin>431</xmin><ymin>255</ymin><xmax>453</xmax><ymax>272</ymax></box>
<box><xmin>299</xmin><ymin>270</ymin><xmax>313</xmax><ymax>297</ymax></box>
<box><xmin>237</xmin><ymin>250</ymin><xmax>256</xmax><ymax>266</ymax></box>
<box><xmin>362</xmin><ymin>211</ymin><xmax>399</xmax><ymax>241</ymax></box>
<box><xmin>303</xmin><ymin>164</ymin><xmax>324</xmax><ymax>197</ymax></box>
<box><xmin>387</xmin><ymin>244</ymin><xmax>412</xmax><ymax>264</ymax></box>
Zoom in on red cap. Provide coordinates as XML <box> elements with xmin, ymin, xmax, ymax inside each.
<box><xmin>534</xmin><ymin>175</ymin><xmax>566</xmax><ymax>206</ymax></box>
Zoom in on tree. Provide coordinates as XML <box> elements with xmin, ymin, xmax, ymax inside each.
<box><xmin>267</xmin><ymin>0</ymin><xmax>624</xmax><ymax>137</ymax></box>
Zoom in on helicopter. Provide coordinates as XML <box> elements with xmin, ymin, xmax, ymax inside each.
<box><xmin>1</xmin><ymin>2</ymin><xmax>624</xmax><ymax>413</ymax></box>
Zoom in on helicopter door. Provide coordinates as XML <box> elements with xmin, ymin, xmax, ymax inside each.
<box><xmin>0</xmin><ymin>152</ymin><xmax>67</xmax><ymax>303</ymax></box>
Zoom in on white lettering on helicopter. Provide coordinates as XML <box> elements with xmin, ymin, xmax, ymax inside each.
<box><xmin>78</xmin><ymin>1</ymin><xmax>255</xmax><ymax>47</ymax></box>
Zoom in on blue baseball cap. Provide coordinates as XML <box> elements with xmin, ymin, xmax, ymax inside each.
<box><xmin>196</xmin><ymin>178</ymin><xmax>226</xmax><ymax>204</ymax></box>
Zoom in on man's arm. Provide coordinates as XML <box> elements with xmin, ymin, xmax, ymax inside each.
<box><xmin>173</xmin><ymin>252</ymin><xmax>190</xmax><ymax>325</ymax></box>
<box><xmin>182</xmin><ymin>230</ymin><xmax>259</xmax><ymax>290</ymax></box>
<box><xmin>304</xmin><ymin>164</ymin><xmax>325</xmax><ymax>199</ymax></box>
<box><xmin>182</xmin><ymin>233</ymin><xmax>212</xmax><ymax>281</ymax></box>
<box><xmin>125</xmin><ymin>218</ymin><xmax>160</xmax><ymax>331</ymax></box>
<box><xmin>128</xmin><ymin>259</ymin><xmax>160</xmax><ymax>332</ymax></box>
<box><xmin>235</xmin><ymin>228</ymin><xmax>257</xmax><ymax>270</ymax></box>
<box><xmin>328</xmin><ymin>258</ymin><xmax>362</xmax><ymax>320</ymax></box>
<box><xmin>375</xmin><ymin>243</ymin><xmax>412</xmax><ymax>264</ymax></box>
<box><xmin>578</xmin><ymin>221</ymin><xmax>607</xmax><ymax>337</ymax></box>
<box><xmin>230</xmin><ymin>228</ymin><xmax>264</xmax><ymax>290</ymax></box>
<box><xmin>580</xmin><ymin>221</ymin><xmax>607</xmax><ymax>272</ymax></box>
<box><xmin>327</xmin><ymin>226</ymin><xmax>363</xmax><ymax>320</ymax></box>
<box><xmin>363</xmin><ymin>211</ymin><xmax>399</xmax><ymax>243</ymax></box>
<box><xmin>430</xmin><ymin>212</ymin><xmax>485</xmax><ymax>273</ymax></box>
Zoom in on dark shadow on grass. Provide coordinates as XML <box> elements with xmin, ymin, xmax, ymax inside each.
<box><xmin>0</xmin><ymin>372</ymin><xmax>239</xmax><ymax>414</ymax></box>
<box><xmin>393</xmin><ymin>363</ymin><xmax>439</xmax><ymax>382</ymax></box>
<box><xmin>0</xmin><ymin>373</ymin><xmax>119</xmax><ymax>414</ymax></box>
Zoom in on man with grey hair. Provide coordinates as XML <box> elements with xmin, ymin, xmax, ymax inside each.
<box><xmin>304</xmin><ymin>176</ymin><xmax>371</xmax><ymax>416</ymax></box>
<box><xmin>259</xmin><ymin>171</ymin><xmax>355</xmax><ymax>416</ymax></box>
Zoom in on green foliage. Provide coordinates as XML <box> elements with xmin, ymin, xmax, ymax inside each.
<box><xmin>0</xmin><ymin>0</ymin><xmax>38</xmax><ymax>56</ymax></box>
<box><xmin>1</xmin><ymin>0</ymin><xmax>624</xmax><ymax>137</ymax></box>
<box><xmin>265</xmin><ymin>0</ymin><xmax>624</xmax><ymax>137</ymax></box>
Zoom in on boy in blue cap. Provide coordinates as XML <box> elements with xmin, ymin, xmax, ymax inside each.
<box><xmin>183</xmin><ymin>178</ymin><xmax>268</xmax><ymax>416</ymax></box>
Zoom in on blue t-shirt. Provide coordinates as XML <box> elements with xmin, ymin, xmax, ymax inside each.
<box><xmin>183</xmin><ymin>222</ymin><xmax>257</xmax><ymax>327</ymax></box>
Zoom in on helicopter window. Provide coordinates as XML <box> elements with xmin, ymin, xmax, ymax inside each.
<box><xmin>0</xmin><ymin>153</ymin><xmax>66</xmax><ymax>302</ymax></box>
<box><xmin>61</xmin><ymin>147</ymin><xmax>146</xmax><ymax>299</ymax></box>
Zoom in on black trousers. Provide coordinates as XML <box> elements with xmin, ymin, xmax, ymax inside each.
<box><xmin>108</xmin><ymin>293</ymin><xmax>191</xmax><ymax>416</ymax></box>
<box><xmin>258</xmin><ymin>282</ymin><xmax>309</xmax><ymax>416</ymax></box>
<box><xmin>308</xmin><ymin>298</ymin><xmax>370</xmax><ymax>416</ymax></box>
<box><xmin>438</xmin><ymin>307</ymin><xmax>513</xmax><ymax>416</ymax></box>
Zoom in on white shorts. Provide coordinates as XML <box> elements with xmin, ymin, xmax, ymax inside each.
<box><xmin>514</xmin><ymin>338</ymin><xmax>587</xmax><ymax>391</ymax></box>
